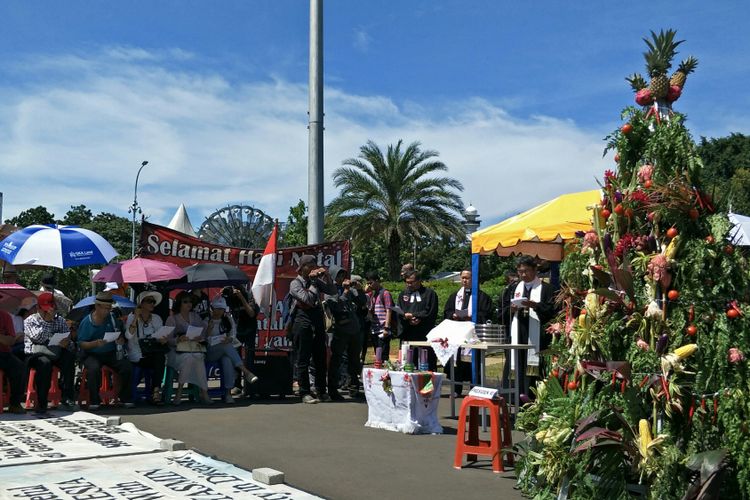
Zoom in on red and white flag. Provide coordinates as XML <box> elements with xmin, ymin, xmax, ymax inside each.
<box><xmin>251</xmin><ymin>224</ymin><xmax>278</xmax><ymax>311</ymax></box>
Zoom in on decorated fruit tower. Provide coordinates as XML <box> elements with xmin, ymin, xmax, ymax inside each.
<box><xmin>515</xmin><ymin>30</ymin><xmax>750</xmax><ymax>499</ymax></box>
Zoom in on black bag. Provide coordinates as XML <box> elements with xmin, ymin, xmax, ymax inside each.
<box><xmin>139</xmin><ymin>338</ymin><xmax>169</xmax><ymax>355</ymax></box>
<box><xmin>248</xmin><ymin>352</ymin><xmax>293</xmax><ymax>398</ymax></box>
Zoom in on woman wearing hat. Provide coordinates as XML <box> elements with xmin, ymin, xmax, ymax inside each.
<box><xmin>205</xmin><ymin>295</ymin><xmax>258</xmax><ymax>404</ymax></box>
<box><xmin>125</xmin><ymin>291</ymin><xmax>168</xmax><ymax>405</ymax></box>
<box><xmin>165</xmin><ymin>291</ymin><xmax>211</xmax><ymax>405</ymax></box>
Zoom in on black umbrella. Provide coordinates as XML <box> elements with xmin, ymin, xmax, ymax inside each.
<box><xmin>168</xmin><ymin>263</ymin><xmax>250</xmax><ymax>289</ymax></box>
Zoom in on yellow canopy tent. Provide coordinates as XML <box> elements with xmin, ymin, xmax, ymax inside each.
<box><xmin>471</xmin><ymin>189</ymin><xmax>601</xmax><ymax>261</ymax></box>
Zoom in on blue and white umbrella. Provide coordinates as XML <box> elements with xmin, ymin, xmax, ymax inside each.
<box><xmin>0</xmin><ymin>224</ymin><xmax>118</xmax><ymax>269</ymax></box>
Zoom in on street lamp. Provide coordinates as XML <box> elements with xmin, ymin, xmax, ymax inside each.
<box><xmin>128</xmin><ymin>161</ymin><xmax>149</xmax><ymax>258</ymax></box>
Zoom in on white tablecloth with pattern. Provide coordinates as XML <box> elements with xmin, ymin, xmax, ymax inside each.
<box><xmin>363</xmin><ymin>368</ymin><xmax>443</xmax><ymax>434</ymax></box>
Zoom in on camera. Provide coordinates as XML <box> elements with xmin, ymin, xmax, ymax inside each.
<box><xmin>221</xmin><ymin>286</ymin><xmax>234</xmax><ymax>299</ymax></box>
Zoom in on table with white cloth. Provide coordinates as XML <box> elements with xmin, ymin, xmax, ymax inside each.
<box><xmin>403</xmin><ymin>340</ymin><xmax>534</xmax><ymax>418</ymax></box>
<box><xmin>363</xmin><ymin>368</ymin><xmax>444</xmax><ymax>434</ymax></box>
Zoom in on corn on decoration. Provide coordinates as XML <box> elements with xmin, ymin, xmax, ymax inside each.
<box><xmin>636</xmin><ymin>419</ymin><xmax>667</xmax><ymax>481</ymax></box>
<box><xmin>661</xmin><ymin>343</ymin><xmax>698</xmax><ymax>376</ymax></box>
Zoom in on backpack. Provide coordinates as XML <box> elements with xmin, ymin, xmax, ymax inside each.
<box><xmin>281</xmin><ymin>292</ymin><xmax>297</xmax><ymax>334</ymax></box>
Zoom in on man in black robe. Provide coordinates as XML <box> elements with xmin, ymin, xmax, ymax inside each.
<box><xmin>442</xmin><ymin>269</ymin><xmax>493</xmax><ymax>394</ymax></box>
<box><xmin>501</xmin><ymin>256</ymin><xmax>556</xmax><ymax>397</ymax></box>
<box><xmin>397</xmin><ymin>270</ymin><xmax>438</xmax><ymax>371</ymax></box>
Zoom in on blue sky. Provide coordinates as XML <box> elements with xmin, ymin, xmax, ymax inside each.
<box><xmin>1</xmin><ymin>1</ymin><xmax>748</xmax><ymax>233</ymax></box>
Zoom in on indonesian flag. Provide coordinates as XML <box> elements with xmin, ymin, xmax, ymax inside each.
<box><xmin>251</xmin><ymin>224</ymin><xmax>278</xmax><ymax>311</ymax></box>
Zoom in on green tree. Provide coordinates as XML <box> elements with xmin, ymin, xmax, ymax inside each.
<box><xmin>62</xmin><ymin>205</ymin><xmax>94</xmax><ymax>226</ymax></box>
<box><xmin>88</xmin><ymin>212</ymin><xmax>133</xmax><ymax>258</ymax></box>
<box><xmin>327</xmin><ymin>140</ymin><xmax>465</xmax><ymax>280</ymax></box>
<box><xmin>281</xmin><ymin>199</ymin><xmax>308</xmax><ymax>247</ymax></box>
<box><xmin>697</xmin><ymin>133</ymin><xmax>750</xmax><ymax>212</ymax></box>
<box><xmin>4</xmin><ymin>206</ymin><xmax>55</xmax><ymax>227</ymax></box>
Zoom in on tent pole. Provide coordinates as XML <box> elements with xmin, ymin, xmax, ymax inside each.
<box><xmin>471</xmin><ymin>252</ymin><xmax>480</xmax><ymax>385</ymax></box>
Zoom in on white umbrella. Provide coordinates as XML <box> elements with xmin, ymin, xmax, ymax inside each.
<box><xmin>729</xmin><ymin>213</ymin><xmax>750</xmax><ymax>246</ymax></box>
<box><xmin>0</xmin><ymin>224</ymin><xmax>118</xmax><ymax>269</ymax></box>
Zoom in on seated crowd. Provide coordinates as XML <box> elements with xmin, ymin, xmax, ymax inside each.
<box><xmin>0</xmin><ymin>287</ymin><xmax>260</xmax><ymax>414</ymax></box>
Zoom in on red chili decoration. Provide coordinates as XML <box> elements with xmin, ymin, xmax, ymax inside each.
<box><xmin>689</xmin><ymin>304</ymin><xmax>695</xmax><ymax>322</ymax></box>
<box><xmin>620</xmin><ymin>379</ymin><xmax>626</xmax><ymax>394</ymax></box>
<box><xmin>661</xmin><ymin>376</ymin><xmax>670</xmax><ymax>401</ymax></box>
<box><xmin>563</xmin><ymin>373</ymin><xmax>568</xmax><ymax>393</ymax></box>
<box><xmin>713</xmin><ymin>397</ymin><xmax>719</xmax><ymax>424</ymax></box>
<box><xmin>688</xmin><ymin>398</ymin><xmax>696</xmax><ymax>425</ymax></box>
<box><xmin>701</xmin><ymin>398</ymin><xmax>707</xmax><ymax>421</ymax></box>
<box><xmin>611</xmin><ymin>371</ymin><xmax>617</xmax><ymax>388</ymax></box>
<box><xmin>639</xmin><ymin>375</ymin><xmax>650</xmax><ymax>388</ymax></box>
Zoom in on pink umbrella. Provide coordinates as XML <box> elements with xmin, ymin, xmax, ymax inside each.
<box><xmin>92</xmin><ymin>257</ymin><xmax>186</xmax><ymax>284</ymax></box>
<box><xmin>0</xmin><ymin>284</ymin><xmax>36</xmax><ymax>313</ymax></box>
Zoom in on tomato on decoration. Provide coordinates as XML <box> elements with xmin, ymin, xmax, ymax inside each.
<box><xmin>625</xmin><ymin>208</ymin><xmax>634</xmax><ymax>218</ymax></box>
<box><xmin>614</xmin><ymin>153</ymin><xmax>620</xmax><ymax>163</ymax></box>
<box><xmin>551</xmin><ymin>369</ymin><xmax>559</xmax><ymax>378</ymax></box>
<box><xmin>689</xmin><ymin>208</ymin><xmax>699</xmax><ymax>220</ymax></box>
<box><xmin>667</xmin><ymin>290</ymin><xmax>680</xmax><ymax>301</ymax></box>
<box><xmin>644</xmin><ymin>179</ymin><xmax>653</xmax><ymax>189</ymax></box>
<box><xmin>601</xmin><ymin>208</ymin><xmax>611</xmax><ymax>219</ymax></box>
<box><xmin>705</xmin><ymin>235</ymin><xmax>715</xmax><ymax>244</ymax></box>
<box><xmin>666</xmin><ymin>227</ymin><xmax>678</xmax><ymax>239</ymax></box>
<box><xmin>621</xmin><ymin>123</ymin><xmax>633</xmax><ymax>134</ymax></box>
<box><xmin>567</xmin><ymin>381</ymin><xmax>577</xmax><ymax>391</ymax></box>
<box><xmin>614</xmin><ymin>204</ymin><xmax>624</xmax><ymax>215</ymax></box>
<box><xmin>727</xmin><ymin>309</ymin><xmax>740</xmax><ymax>319</ymax></box>
<box><xmin>686</xmin><ymin>325</ymin><xmax>697</xmax><ymax>336</ymax></box>
<box><xmin>724</xmin><ymin>245</ymin><xmax>735</xmax><ymax>255</ymax></box>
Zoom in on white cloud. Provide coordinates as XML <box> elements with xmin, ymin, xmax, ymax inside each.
<box><xmin>353</xmin><ymin>28</ymin><xmax>371</xmax><ymax>53</ymax></box>
<box><xmin>0</xmin><ymin>47</ymin><xmax>605</xmax><ymax>232</ymax></box>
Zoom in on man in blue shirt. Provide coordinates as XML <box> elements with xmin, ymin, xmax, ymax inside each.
<box><xmin>77</xmin><ymin>291</ymin><xmax>133</xmax><ymax>409</ymax></box>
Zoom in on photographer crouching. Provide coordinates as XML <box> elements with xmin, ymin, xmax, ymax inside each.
<box><xmin>221</xmin><ymin>285</ymin><xmax>260</xmax><ymax>398</ymax></box>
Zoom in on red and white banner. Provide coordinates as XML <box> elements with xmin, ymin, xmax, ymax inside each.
<box><xmin>138</xmin><ymin>222</ymin><xmax>350</xmax><ymax>352</ymax></box>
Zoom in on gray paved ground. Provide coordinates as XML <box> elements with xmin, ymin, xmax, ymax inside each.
<box><xmin>117</xmin><ymin>393</ymin><xmax>526</xmax><ymax>500</ymax></box>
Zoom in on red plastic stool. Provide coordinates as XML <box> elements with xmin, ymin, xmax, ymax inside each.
<box><xmin>78</xmin><ymin>366</ymin><xmax>119</xmax><ymax>406</ymax></box>
<box><xmin>453</xmin><ymin>396</ymin><xmax>514</xmax><ymax>473</ymax></box>
<box><xmin>25</xmin><ymin>366</ymin><xmax>63</xmax><ymax>409</ymax></box>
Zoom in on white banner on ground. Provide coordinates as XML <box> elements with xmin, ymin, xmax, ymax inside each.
<box><xmin>1</xmin><ymin>449</ymin><xmax>321</xmax><ymax>499</ymax></box>
<box><xmin>0</xmin><ymin>412</ymin><xmax>161</xmax><ymax>467</ymax></box>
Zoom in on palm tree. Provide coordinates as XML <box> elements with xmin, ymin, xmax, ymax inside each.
<box><xmin>327</xmin><ymin>140</ymin><xmax>465</xmax><ymax>280</ymax></box>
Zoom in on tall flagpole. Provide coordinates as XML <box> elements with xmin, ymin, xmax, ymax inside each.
<box><xmin>308</xmin><ymin>0</ymin><xmax>324</xmax><ymax>245</ymax></box>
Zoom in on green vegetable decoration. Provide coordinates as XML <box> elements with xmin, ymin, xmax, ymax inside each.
<box><xmin>515</xmin><ymin>30</ymin><xmax>749</xmax><ymax>499</ymax></box>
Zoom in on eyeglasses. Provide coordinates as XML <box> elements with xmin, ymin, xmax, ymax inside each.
<box><xmin>142</xmin><ymin>299</ymin><xmax>156</xmax><ymax>304</ymax></box>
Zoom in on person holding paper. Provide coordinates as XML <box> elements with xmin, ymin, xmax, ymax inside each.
<box><xmin>23</xmin><ymin>292</ymin><xmax>77</xmax><ymax>412</ymax></box>
<box><xmin>165</xmin><ymin>291</ymin><xmax>211</xmax><ymax>405</ymax></box>
<box><xmin>125</xmin><ymin>291</ymin><xmax>168</xmax><ymax>405</ymax></box>
<box><xmin>442</xmin><ymin>269</ymin><xmax>493</xmax><ymax>395</ymax></box>
<box><xmin>501</xmin><ymin>256</ymin><xmax>556</xmax><ymax>398</ymax></box>
<box><xmin>205</xmin><ymin>296</ymin><xmax>258</xmax><ymax>404</ymax></box>
<box><xmin>77</xmin><ymin>291</ymin><xmax>134</xmax><ymax>409</ymax></box>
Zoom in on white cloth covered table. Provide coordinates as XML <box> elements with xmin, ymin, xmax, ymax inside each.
<box><xmin>363</xmin><ymin>368</ymin><xmax>443</xmax><ymax>434</ymax></box>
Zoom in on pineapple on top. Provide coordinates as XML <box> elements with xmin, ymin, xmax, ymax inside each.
<box><xmin>643</xmin><ymin>29</ymin><xmax>683</xmax><ymax>100</ymax></box>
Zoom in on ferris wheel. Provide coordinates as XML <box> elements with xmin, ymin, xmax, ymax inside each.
<box><xmin>197</xmin><ymin>205</ymin><xmax>275</xmax><ymax>248</ymax></box>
